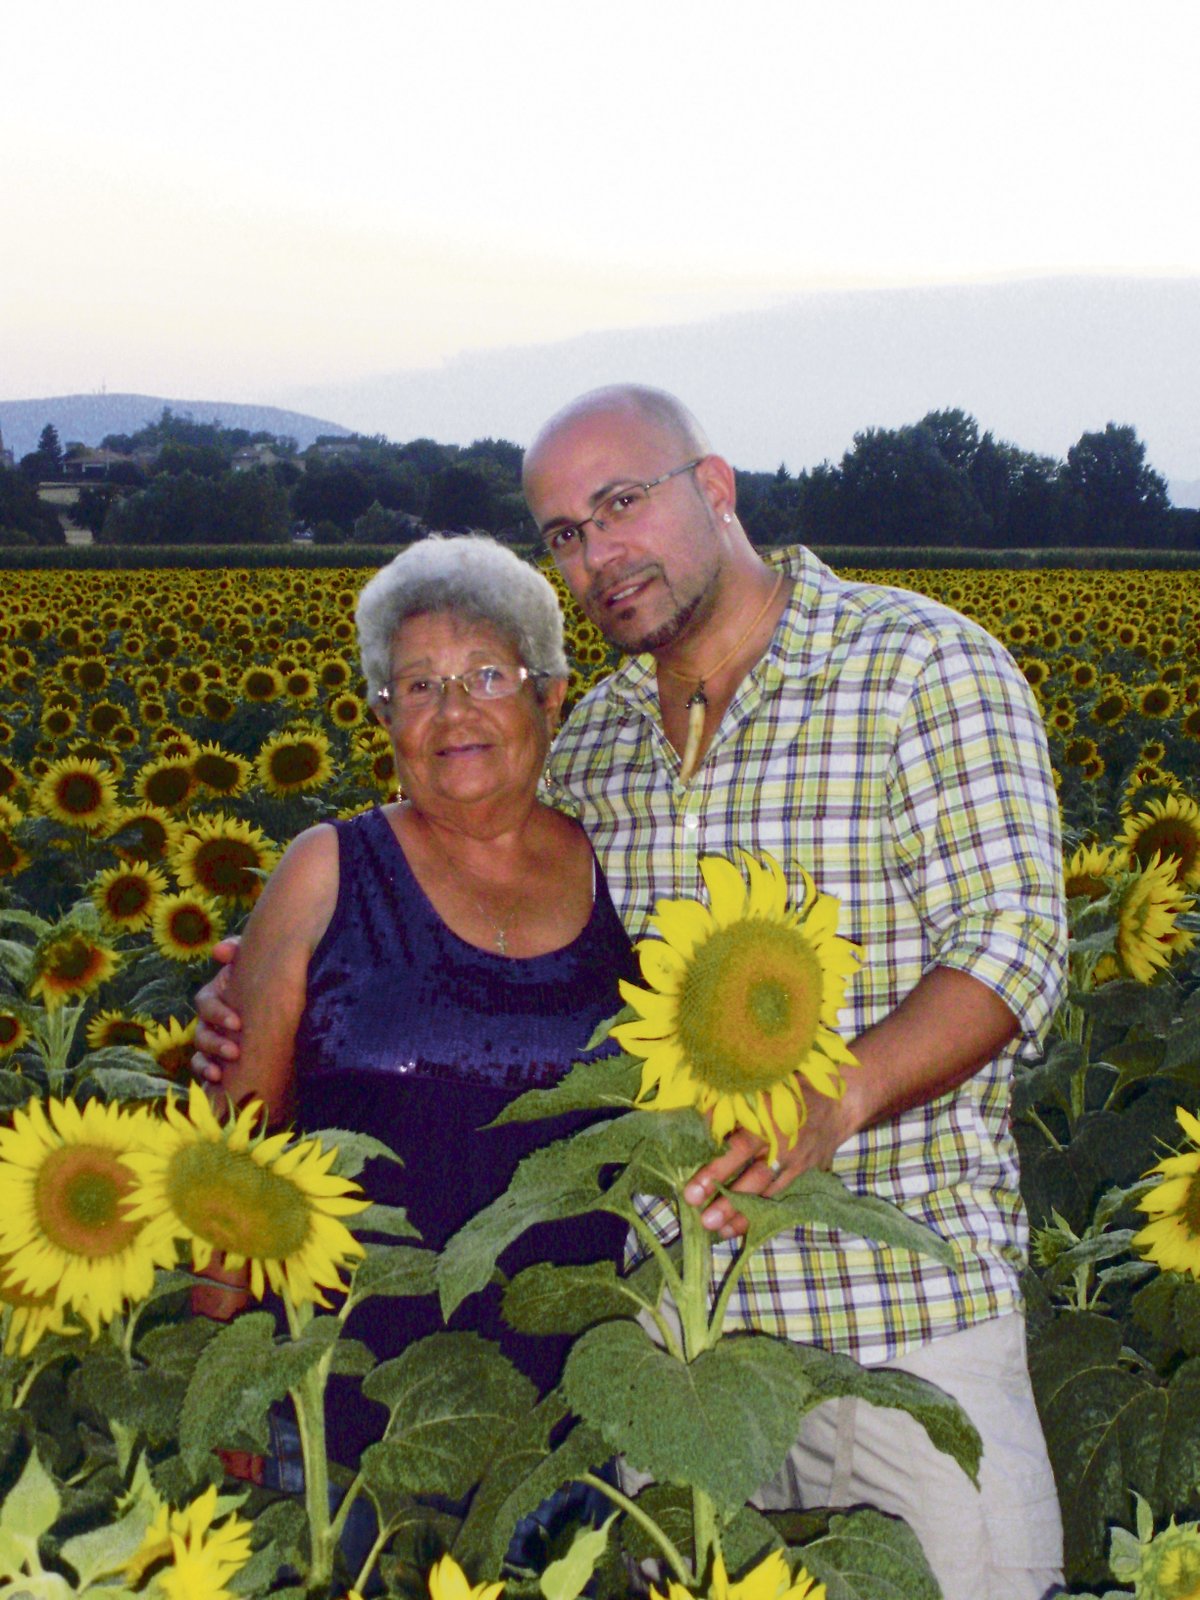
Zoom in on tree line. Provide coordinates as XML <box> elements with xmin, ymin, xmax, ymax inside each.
<box><xmin>2</xmin><ymin>406</ymin><xmax>1194</xmax><ymax>551</ymax></box>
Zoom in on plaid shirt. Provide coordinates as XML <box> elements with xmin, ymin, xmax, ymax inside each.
<box><xmin>549</xmin><ymin>545</ymin><xmax>1066</xmax><ymax>1365</ymax></box>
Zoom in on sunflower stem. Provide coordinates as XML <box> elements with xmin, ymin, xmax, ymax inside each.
<box><xmin>285</xmin><ymin>1299</ymin><xmax>335</xmax><ymax>1592</ymax></box>
<box><xmin>578</xmin><ymin>1472</ymin><xmax>693</xmax><ymax>1586</ymax></box>
<box><xmin>677</xmin><ymin>1195</ymin><xmax>721</xmax><ymax>1579</ymax></box>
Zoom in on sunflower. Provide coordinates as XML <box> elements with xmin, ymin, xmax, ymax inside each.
<box><xmin>34</xmin><ymin>756</ymin><xmax>120</xmax><ymax>831</ymax></box>
<box><xmin>0</xmin><ymin>756</ymin><xmax>22</xmax><ymax>800</ymax></box>
<box><xmin>0</xmin><ymin>1263</ymin><xmax>81</xmax><ymax>1356</ymax></box>
<box><xmin>1064</xmin><ymin>843</ymin><xmax>1118</xmax><ymax>903</ymax></box>
<box><xmin>191</xmin><ymin>743</ymin><xmax>251</xmax><ymax>798</ymax></box>
<box><xmin>255</xmin><ymin>728</ymin><xmax>333</xmax><ymax>796</ymax></box>
<box><xmin>1112</xmin><ymin>855</ymin><xmax>1195</xmax><ymax>985</ymax></box>
<box><xmin>316</xmin><ymin>655</ymin><xmax>352</xmax><ymax>692</ymax></box>
<box><xmin>172</xmin><ymin>816</ymin><xmax>278</xmax><ymax>906</ymax></box>
<box><xmin>110</xmin><ymin>804</ymin><xmax>186</xmax><ymax>866</ymax></box>
<box><xmin>283</xmin><ymin>667</ymin><xmax>318</xmax><ymax>703</ymax></box>
<box><xmin>200</xmin><ymin>689</ymin><xmax>235</xmax><ymax>722</ymax></box>
<box><xmin>40</xmin><ymin>704</ymin><xmax>78</xmax><ymax>740</ymax></box>
<box><xmin>1120</xmin><ymin>794</ymin><xmax>1200</xmax><ymax>891</ymax></box>
<box><xmin>28</xmin><ymin>927</ymin><xmax>120</xmax><ymax>1009</ymax></box>
<box><xmin>0</xmin><ymin>823</ymin><xmax>30</xmax><ymax>879</ymax></box>
<box><xmin>328</xmin><ymin>691</ymin><xmax>365</xmax><ymax>730</ymax></box>
<box><xmin>1138</xmin><ymin>682</ymin><xmax>1177</xmax><ymax>720</ymax></box>
<box><xmin>1090</xmin><ymin>688</ymin><xmax>1130</xmax><ymax>728</ymax></box>
<box><xmin>91</xmin><ymin>861</ymin><xmax>169</xmax><ymax>933</ymax></box>
<box><xmin>142</xmin><ymin>1016</ymin><xmax>196</xmax><ymax>1080</ymax></box>
<box><xmin>151</xmin><ymin>892</ymin><xmax>225</xmax><ymax>963</ymax></box>
<box><xmin>1134</xmin><ymin>1106</ymin><xmax>1200</xmax><ymax>1281</ymax></box>
<box><xmin>238</xmin><ymin>664</ymin><xmax>284</xmax><ymax>704</ymax></box>
<box><xmin>124</xmin><ymin>1483</ymin><xmax>253</xmax><ymax>1599</ymax></box>
<box><xmin>0</xmin><ymin>1097</ymin><xmax>170</xmax><ymax>1332</ymax></box>
<box><xmin>135</xmin><ymin>756</ymin><xmax>198</xmax><ymax>813</ymax></box>
<box><xmin>123</xmin><ymin>1083</ymin><xmax>368</xmax><ymax>1308</ymax></box>
<box><xmin>651</xmin><ymin>1551</ymin><xmax>825</xmax><ymax>1600</ymax></box>
<box><xmin>427</xmin><ymin>1553</ymin><xmax>505</xmax><ymax>1600</ymax></box>
<box><xmin>0</xmin><ymin>1008</ymin><xmax>32</xmax><ymax>1057</ymax></box>
<box><xmin>86</xmin><ymin>1009</ymin><xmax>153</xmax><ymax>1052</ymax></box>
<box><xmin>613</xmin><ymin>852</ymin><xmax>861</xmax><ymax>1164</ymax></box>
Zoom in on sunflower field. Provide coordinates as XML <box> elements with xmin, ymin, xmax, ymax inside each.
<box><xmin>0</xmin><ymin>558</ymin><xmax>1199</xmax><ymax>1599</ymax></box>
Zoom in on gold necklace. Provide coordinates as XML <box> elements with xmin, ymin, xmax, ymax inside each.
<box><xmin>663</xmin><ymin>572</ymin><xmax>784</xmax><ymax>784</ymax></box>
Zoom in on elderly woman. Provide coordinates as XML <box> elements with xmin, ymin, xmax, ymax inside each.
<box><xmin>205</xmin><ymin>533</ymin><xmax>634</xmax><ymax>1457</ymax></box>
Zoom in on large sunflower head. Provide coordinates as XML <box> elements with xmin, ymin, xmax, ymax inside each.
<box><xmin>171</xmin><ymin>815</ymin><xmax>278</xmax><ymax>907</ymax></box>
<box><xmin>28</xmin><ymin>926</ymin><xmax>120</xmax><ymax>1010</ymax></box>
<box><xmin>151</xmin><ymin>892</ymin><xmax>225</xmax><ymax>964</ymax></box>
<box><xmin>1120</xmin><ymin>793</ymin><xmax>1200</xmax><ymax>891</ymax></box>
<box><xmin>86</xmin><ymin>1009</ymin><xmax>153</xmax><ymax>1052</ymax></box>
<box><xmin>191</xmin><ymin>743</ymin><xmax>251</xmax><ymax>798</ymax></box>
<box><xmin>0</xmin><ymin>1261</ymin><xmax>82</xmax><ymax>1356</ymax></box>
<box><xmin>427</xmin><ymin>1553</ymin><xmax>505</xmax><ymax>1600</ymax></box>
<box><xmin>651</xmin><ymin>1551</ymin><xmax>826</xmax><ymax>1600</ymax></box>
<box><xmin>34</xmin><ymin>757</ymin><xmax>120</xmax><ymax>832</ymax></box>
<box><xmin>1110</xmin><ymin>1497</ymin><xmax>1200</xmax><ymax>1600</ymax></box>
<box><xmin>1135</xmin><ymin>1106</ymin><xmax>1200</xmax><ymax>1282</ymax></box>
<box><xmin>0</xmin><ymin>1096</ymin><xmax>172</xmax><ymax>1332</ymax></box>
<box><xmin>255</xmin><ymin>728</ymin><xmax>333</xmax><ymax>796</ymax></box>
<box><xmin>135</xmin><ymin>756</ymin><xmax>198</xmax><ymax>814</ymax></box>
<box><xmin>122</xmin><ymin>1084</ymin><xmax>369</xmax><ymax>1309</ymax></box>
<box><xmin>612</xmin><ymin>851</ymin><xmax>861</xmax><ymax>1163</ymax></box>
<box><xmin>142</xmin><ymin>1015</ymin><xmax>197</xmax><ymax>1080</ymax></box>
<box><xmin>110</xmin><ymin>804</ymin><xmax>187</xmax><ymax>866</ymax></box>
<box><xmin>91</xmin><ymin>861</ymin><xmax>170</xmax><ymax>934</ymax></box>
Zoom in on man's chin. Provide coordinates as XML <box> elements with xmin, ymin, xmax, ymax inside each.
<box><xmin>591</xmin><ymin>594</ymin><xmax>703</xmax><ymax>656</ymax></box>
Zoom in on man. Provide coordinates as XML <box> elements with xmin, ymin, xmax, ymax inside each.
<box><xmin>198</xmin><ymin>385</ymin><xmax>1066</xmax><ymax>1600</ymax></box>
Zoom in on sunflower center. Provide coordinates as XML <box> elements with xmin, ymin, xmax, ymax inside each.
<box><xmin>47</xmin><ymin>936</ymin><xmax>104</xmax><ymax>983</ymax></box>
<box><xmin>194</xmin><ymin>840</ymin><xmax>257</xmax><ymax>896</ymax></box>
<box><xmin>1182</xmin><ymin>1171</ymin><xmax>1200</xmax><ymax>1238</ymax></box>
<box><xmin>108</xmin><ymin>876</ymin><xmax>153</xmax><ymax>917</ymax></box>
<box><xmin>675</xmin><ymin>920</ymin><xmax>822</xmax><ymax>1092</ymax></box>
<box><xmin>168</xmin><ymin>907</ymin><xmax>214</xmax><ymax>947</ymax></box>
<box><xmin>59</xmin><ymin>774</ymin><xmax>104</xmax><ymax>815</ymax></box>
<box><xmin>270</xmin><ymin>745</ymin><xmax>321</xmax><ymax>784</ymax></box>
<box><xmin>1159</xmin><ymin>1541</ymin><xmax>1200</xmax><ymax>1599</ymax></box>
<box><xmin>35</xmin><ymin>1145</ymin><xmax>141</xmax><ymax>1257</ymax></box>
<box><xmin>167</xmin><ymin>1143</ymin><xmax>312</xmax><ymax>1259</ymax></box>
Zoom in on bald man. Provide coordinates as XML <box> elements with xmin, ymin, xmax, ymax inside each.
<box><xmin>523</xmin><ymin>385</ymin><xmax>1066</xmax><ymax>1600</ymax></box>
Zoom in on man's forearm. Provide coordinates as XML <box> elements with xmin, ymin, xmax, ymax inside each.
<box><xmin>842</xmin><ymin>964</ymin><xmax>1021</xmax><ymax>1135</ymax></box>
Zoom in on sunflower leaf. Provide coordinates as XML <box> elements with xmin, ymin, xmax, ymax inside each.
<box><xmin>562</xmin><ymin>1324</ymin><xmax>825</xmax><ymax>1515</ymax></box>
<box><xmin>354</xmin><ymin>1201</ymin><xmax>420</xmax><ymax>1240</ymax></box>
<box><xmin>454</xmin><ymin>1397</ymin><xmax>611</xmax><ymax>1574</ymax></box>
<box><xmin>85</xmin><ymin>1066</ymin><xmax>174</xmax><ymax>1103</ymax></box>
<box><xmin>0</xmin><ymin>1448</ymin><xmax>61</xmax><ymax>1577</ymax></box>
<box><xmin>0</xmin><ymin>938</ymin><xmax>34</xmax><ymax>985</ymax></box>
<box><xmin>359</xmin><ymin>1331</ymin><xmax>537</xmax><ymax>1500</ymax></box>
<box><xmin>727</xmin><ymin>1171</ymin><xmax>955</xmax><ymax>1266</ymax></box>
<box><xmin>343</xmin><ymin>1244</ymin><xmax>437</xmax><ymax>1311</ymax></box>
<box><xmin>57</xmin><ymin>1501</ymin><xmax>156</xmax><ymax>1588</ymax></box>
<box><xmin>489</xmin><ymin>1053</ymin><xmax>643</xmax><ymax>1125</ymax></box>
<box><xmin>502</xmin><ymin>1260</ymin><xmax>642</xmax><ymax>1336</ymax></box>
<box><xmin>438</xmin><ymin>1113</ymin><xmax>689</xmax><ymax>1318</ymax></box>
<box><xmin>308</xmin><ymin>1126</ymin><xmax>404</xmax><ymax>1178</ymax></box>
<box><xmin>795</xmin><ymin>1506</ymin><xmax>942</xmax><ymax>1599</ymax></box>
<box><xmin>178</xmin><ymin>1311</ymin><xmax>340</xmax><ymax>1474</ymax></box>
<box><xmin>618</xmin><ymin>1486</ymin><xmax>781</xmax><ymax>1572</ymax></box>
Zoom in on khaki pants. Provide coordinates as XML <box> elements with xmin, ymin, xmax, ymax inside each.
<box><xmin>751</xmin><ymin>1314</ymin><xmax>1064</xmax><ymax>1600</ymax></box>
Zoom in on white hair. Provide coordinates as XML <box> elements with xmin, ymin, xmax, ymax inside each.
<box><xmin>354</xmin><ymin>533</ymin><xmax>569</xmax><ymax>703</ymax></box>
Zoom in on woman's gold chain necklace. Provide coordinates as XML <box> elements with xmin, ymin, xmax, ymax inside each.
<box><xmin>662</xmin><ymin>572</ymin><xmax>784</xmax><ymax>784</ymax></box>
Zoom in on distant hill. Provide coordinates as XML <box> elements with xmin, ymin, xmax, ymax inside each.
<box><xmin>0</xmin><ymin>394</ymin><xmax>351</xmax><ymax>461</ymax></box>
<box><xmin>280</xmin><ymin>275</ymin><xmax>1200</xmax><ymax>491</ymax></box>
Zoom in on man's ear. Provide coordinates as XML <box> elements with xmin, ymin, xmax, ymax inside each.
<box><xmin>694</xmin><ymin>453</ymin><xmax>738</xmax><ymax>523</ymax></box>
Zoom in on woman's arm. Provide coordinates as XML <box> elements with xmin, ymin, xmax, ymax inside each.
<box><xmin>216</xmin><ymin>822</ymin><xmax>340</xmax><ymax>1124</ymax></box>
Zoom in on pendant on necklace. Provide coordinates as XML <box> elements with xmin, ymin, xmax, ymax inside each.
<box><xmin>495</xmin><ymin>928</ymin><xmax>508</xmax><ymax>955</ymax></box>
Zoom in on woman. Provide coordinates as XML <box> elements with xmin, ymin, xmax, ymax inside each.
<box><xmin>200</xmin><ymin>533</ymin><xmax>635</xmax><ymax>1459</ymax></box>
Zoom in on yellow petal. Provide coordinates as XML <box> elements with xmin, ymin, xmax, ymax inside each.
<box><xmin>701</xmin><ymin>855</ymin><xmax>749</xmax><ymax>926</ymax></box>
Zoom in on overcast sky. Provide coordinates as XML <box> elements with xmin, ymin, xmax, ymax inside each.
<box><xmin>4</xmin><ymin>0</ymin><xmax>1198</xmax><ymax>405</ymax></box>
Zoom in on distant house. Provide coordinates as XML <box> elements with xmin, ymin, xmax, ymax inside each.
<box><xmin>231</xmin><ymin>443</ymin><xmax>282</xmax><ymax>472</ymax></box>
<box><xmin>63</xmin><ymin>447</ymin><xmax>137</xmax><ymax>481</ymax></box>
<box><xmin>311</xmin><ymin>439</ymin><xmax>361</xmax><ymax>462</ymax></box>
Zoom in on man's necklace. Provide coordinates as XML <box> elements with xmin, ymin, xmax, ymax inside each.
<box><xmin>661</xmin><ymin>572</ymin><xmax>784</xmax><ymax>785</ymax></box>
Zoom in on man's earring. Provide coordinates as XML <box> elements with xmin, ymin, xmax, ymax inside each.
<box><xmin>722</xmin><ymin>513</ymin><xmax>732</xmax><ymax>524</ymax></box>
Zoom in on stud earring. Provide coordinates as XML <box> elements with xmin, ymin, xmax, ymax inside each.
<box><xmin>722</xmin><ymin>513</ymin><xmax>732</xmax><ymax>524</ymax></box>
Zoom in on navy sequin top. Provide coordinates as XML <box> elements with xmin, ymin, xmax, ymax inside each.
<box><xmin>293</xmin><ymin>807</ymin><xmax>636</xmax><ymax>1456</ymax></box>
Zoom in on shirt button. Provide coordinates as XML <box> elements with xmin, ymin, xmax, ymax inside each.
<box><xmin>683</xmin><ymin>814</ymin><xmax>700</xmax><ymax>832</ymax></box>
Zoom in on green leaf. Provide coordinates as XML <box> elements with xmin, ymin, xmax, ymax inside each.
<box><xmin>729</xmin><ymin>1172</ymin><xmax>954</xmax><ymax>1266</ymax></box>
<box><xmin>796</xmin><ymin>1506</ymin><xmax>942</xmax><ymax>1600</ymax></box>
<box><xmin>502</xmin><ymin>1261</ymin><xmax>641</xmax><ymax>1337</ymax></box>
<box><xmin>344</xmin><ymin>1244</ymin><xmax>437</xmax><ymax>1312</ymax></box>
<box><xmin>437</xmin><ymin>1114</ymin><xmax>674</xmax><ymax>1320</ymax></box>
<box><xmin>539</xmin><ymin>1515</ymin><xmax>616</xmax><ymax>1600</ymax></box>
<box><xmin>1133</xmin><ymin>1272</ymin><xmax>1200</xmax><ymax>1359</ymax></box>
<box><xmin>85</xmin><ymin>1066</ymin><xmax>173</xmax><ymax>1102</ymax></box>
<box><xmin>71</xmin><ymin>1341</ymin><xmax>192</xmax><ymax>1447</ymax></box>
<box><xmin>490</xmin><ymin>1053</ymin><xmax>642</xmax><ymax>1124</ymax></box>
<box><xmin>359</xmin><ymin>1332</ymin><xmax>537</xmax><ymax>1501</ymax></box>
<box><xmin>617</xmin><ymin>1486</ymin><xmax>781</xmax><ymax>1573</ymax></box>
<box><xmin>329</xmin><ymin>1338</ymin><xmax>377</xmax><ymax>1376</ymax></box>
<box><xmin>0</xmin><ymin>939</ymin><xmax>34</xmax><ymax>986</ymax></box>
<box><xmin>306</xmin><ymin>1125</ymin><xmax>404</xmax><ymax>1178</ymax></box>
<box><xmin>229</xmin><ymin>1499</ymin><xmax>308</xmax><ymax>1595</ymax></box>
<box><xmin>354</xmin><ymin>1201</ymin><xmax>420</xmax><ymax>1240</ymax></box>
<box><xmin>178</xmin><ymin>1311</ymin><xmax>340</xmax><ymax>1473</ymax></box>
<box><xmin>1012</xmin><ymin>1038</ymin><xmax>1082</xmax><ymax>1119</ymax></box>
<box><xmin>0</xmin><ymin>1449</ymin><xmax>61</xmax><ymax>1580</ymax></box>
<box><xmin>58</xmin><ymin>1501</ymin><xmax>155</xmax><ymax>1587</ymax></box>
<box><xmin>1162</xmin><ymin>1011</ymin><xmax>1200</xmax><ymax>1075</ymax></box>
<box><xmin>562</xmin><ymin>1324</ymin><xmax>823</xmax><ymax>1516</ymax></box>
<box><xmin>0</xmin><ymin>908</ymin><xmax>52</xmax><ymax>937</ymax></box>
<box><xmin>453</xmin><ymin>1396</ymin><xmax>608</xmax><ymax>1574</ymax></box>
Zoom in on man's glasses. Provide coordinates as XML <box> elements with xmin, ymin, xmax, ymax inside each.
<box><xmin>376</xmin><ymin>664</ymin><xmax>538</xmax><ymax>718</ymax></box>
<box><xmin>542</xmin><ymin>457</ymin><xmax>705</xmax><ymax>554</ymax></box>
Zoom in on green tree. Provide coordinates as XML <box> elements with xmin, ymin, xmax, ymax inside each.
<box><xmin>38</xmin><ymin>423</ymin><xmax>64</xmax><ymax>475</ymax></box>
<box><xmin>1062</xmin><ymin>422</ymin><xmax>1171</xmax><ymax>548</ymax></box>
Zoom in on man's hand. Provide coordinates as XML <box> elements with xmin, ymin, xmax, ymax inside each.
<box><xmin>684</xmin><ymin>1083</ymin><xmax>855</xmax><ymax>1240</ymax></box>
<box><xmin>191</xmin><ymin>936</ymin><xmax>244</xmax><ymax>1084</ymax></box>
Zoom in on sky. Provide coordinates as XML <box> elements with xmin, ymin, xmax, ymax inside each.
<box><xmin>4</xmin><ymin>0</ymin><xmax>1199</xmax><ymax>410</ymax></box>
